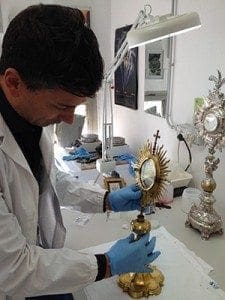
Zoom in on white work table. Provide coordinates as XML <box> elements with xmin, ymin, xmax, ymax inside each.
<box><xmin>59</xmin><ymin>161</ymin><xmax>225</xmax><ymax>298</ymax></box>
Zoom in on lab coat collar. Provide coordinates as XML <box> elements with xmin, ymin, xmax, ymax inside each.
<box><xmin>0</xmin><ymin>113</ymin><xmax>55</xmax><ymax>185</ymax></box>
<box><xmin>0</xmin><ymin>113</ymin><xmax>34</xmax><ymax>175</ymax></box>
<box><xmin>0</xmin><ymin>112</ymin><xmax>57</xmax><ymax>190</ymax></box>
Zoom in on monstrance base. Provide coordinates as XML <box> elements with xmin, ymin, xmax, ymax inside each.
<box><xmin>118</xmin><ymin>266</ymin><xmax>164</xmax><ymax>298</ymax></box>
<box><xmin>186</xmin><ymin>202</ymin><xmax>223</xmax><ymax>240</ymax></box>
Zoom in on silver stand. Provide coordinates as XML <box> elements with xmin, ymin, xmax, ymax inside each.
<box><xmin>186</xmin><ymin>148</ymin><xmax>223</xmax><ymax>239</ymax></box>
<box><xmin>186</xmin><ymin>70</ymin><xmax>225</xmax><ymax>239</ymax></box>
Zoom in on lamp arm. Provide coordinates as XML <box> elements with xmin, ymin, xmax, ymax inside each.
<box><xmin>104</xmin><ymin>41</ymin><xmax>129</xmax><ymax>83</ymax></box>
<box><xmin>104</xmin><ymin>9</ymin><xmax>148</xmax><ymax>82</ymax></box>
<box><xmin>99</xmin><ymin>7</ymin><xmax>151</xmax><ymax>168</ymax></box>
<box><xmin>102</xmin><ymin>79</ymin><xmax>114</xmax><ymax>161</ymax></box>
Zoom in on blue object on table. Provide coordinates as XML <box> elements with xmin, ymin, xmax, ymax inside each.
<box><xmin>128</xmin><ymin>157</ymin><xmax>137</xmax><ymax>177</ymax></box>
<box><xmin>114</xmin><ymin>153</ymin><xmax>137</xmax><ymax>177</ymax></box>
<box><xmin>114</xmin><ymin>153</ymin><xmax>136</xmax><ymax>162</ymax></box>
<box><xmin>63</xmin><ymin>147</ymin><xmax>90</xmax><ymax>161</ymax></box>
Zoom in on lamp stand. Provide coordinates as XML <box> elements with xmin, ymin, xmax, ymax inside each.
<box><xmin>96</xmin><ymin>158</ymin><xmax>116</xmax><ymax>175</ymax></box>
<box><xmin>186</xmin><ymin>147</ymin><xmax>223</xmax><ymax>239</ymax></box>
<box><xmin>118</xmin><ymin>211</ymin><xmax>164</xmax><ymax>298</ymax></box>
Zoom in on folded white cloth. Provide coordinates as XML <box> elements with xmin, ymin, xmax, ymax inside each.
<box><xmin>74</xmin><ymin>226</ymin><xmax>225</xmax><ymax>300</ymax></box>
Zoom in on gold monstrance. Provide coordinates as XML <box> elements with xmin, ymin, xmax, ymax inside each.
<box><xmin>118</xmin><ymin>130</ymin><xmax>170</xmax><ymax>298</ymax></box>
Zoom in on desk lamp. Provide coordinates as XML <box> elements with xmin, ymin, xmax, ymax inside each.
<box><xmin>96</xmin><ymin>3</ymin><xmax>201</xmax><ymax>175</ymax></box>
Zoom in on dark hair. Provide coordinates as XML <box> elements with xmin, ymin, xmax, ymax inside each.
<box><xmin>0</xmin><ymin>4</ymin><xmax>104</xmax><ymax>97</ymax></box>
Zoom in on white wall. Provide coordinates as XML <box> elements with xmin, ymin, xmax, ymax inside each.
<box><xmin>110</xmin><ymin>0</ymin><xmax>225</xmax><ymax>207</ymax></box>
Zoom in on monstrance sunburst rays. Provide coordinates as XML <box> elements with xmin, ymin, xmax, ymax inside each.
<box><xmin>134</xmin><ymin>132</ymin><xmax>170</xmax><ymax>207</ymax></box>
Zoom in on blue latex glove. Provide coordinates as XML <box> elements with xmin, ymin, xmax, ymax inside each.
<box><xmin>63</xmin><ymin>147</ymin><xmax>90</xmax><ymax>161</ymax></box>
<box><xmin>114</xmin><ymin>153</ymin><xmax>136</xmax><ymax>162</ymax></box>
<box><xmin>108</xmin><ymin>184</ymin><xmax>141</xmax><ymax>212</ymax></box>
<box><xmin>106</xmin><ymin>234</ymin><xmax>161</xmax><ymax>275</ymax></box>
<box><xmin>68</xmin><ymin>147</ymin><xmax>89</xmax><ymax>156</ymax></box>
<box><xmin>114</xmin><ymin>154</ymin><xmax>137</xmax><ymax>177</ymax></box>
<box><xmin>128</xmin><ymin>157</ymin><xmax>138</xmax><ymax>177</ymax></box>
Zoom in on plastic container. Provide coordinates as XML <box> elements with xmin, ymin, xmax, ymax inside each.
<box><xmin>181</xmin><ymin>188</ymin><xmax>201</xmax><ymax>213</ymax></box>
<box><xmin>167</xmin><ymin>162</ymin><xmax>193</xmax><ymax>188</ymax></box>
<box><xmin>159</xmin><ymin>183</ymin><xmax>174</xmax><ymax>204</ymax></box>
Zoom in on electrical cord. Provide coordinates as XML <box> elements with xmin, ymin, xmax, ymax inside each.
<box><xmin>177</xmin><ymin>139</ymin><xmax>180</xmax><ymax>164</ymax></box>
<box><xmin>177</xmin><ymin>133</ymin><xmax>192</xmax><ymax>171</ymax></box>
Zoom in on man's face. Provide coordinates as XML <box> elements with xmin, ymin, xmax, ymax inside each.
<box><xmin>15</xmin><ymin>87</ymin><xmax>86</xmax><ymax>127</ymax></box>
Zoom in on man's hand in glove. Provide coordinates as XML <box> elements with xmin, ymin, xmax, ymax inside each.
<box><xmin>107</xmin><ymin>184</ymin><xmax>141</xmax><ymax>212</ymax></box>
<box><xmin>106</xmin><ymin>233</ymin><xmax>160</xmax><ymax>275</ymax></box>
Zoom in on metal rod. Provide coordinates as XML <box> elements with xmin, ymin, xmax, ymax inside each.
<box><xmin>165</xmin><ymin>0</ymin><xmax>177</xmax><ymax>129</ymax></box>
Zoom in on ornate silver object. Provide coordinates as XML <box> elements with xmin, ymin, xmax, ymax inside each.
<box><xmin>186</xmin><ymin>70</ymin><xmax>225</xmax><ymax>239</ymax></box>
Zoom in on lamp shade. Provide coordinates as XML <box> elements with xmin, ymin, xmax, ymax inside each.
<box><xmin>127</xmin><ymin>12</ymin><xmax>201</xmax><ymax>48</ymax></box>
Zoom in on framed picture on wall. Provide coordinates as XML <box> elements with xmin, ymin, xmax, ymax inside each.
<box><xmin>104</xmin><ymin>177</ymin><xmax>126</xmax><ymax>192</ymax></box>
<box><xmin>114</xmin><ymin>24</ymin><xmax>138</xmax><ymax>110</ymax></box>
<box><xmin>145</xmin><ymin>49</ymin><xmax>164</xmax><ymax>79</ymax></box>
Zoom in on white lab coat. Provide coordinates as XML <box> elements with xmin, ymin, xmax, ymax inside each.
<box><xmin>0</xmin><ymin>113</ymin><xmax>106</xmax><ymax>299</ymax></box>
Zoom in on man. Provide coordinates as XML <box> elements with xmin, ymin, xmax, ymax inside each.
<box><xmin>0</xmin><ymin>4</ymin><xmax>160</xmax><ymax>299</ymax></box>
